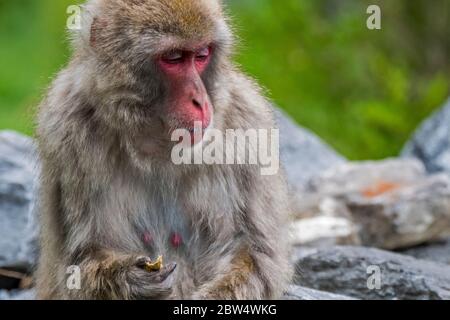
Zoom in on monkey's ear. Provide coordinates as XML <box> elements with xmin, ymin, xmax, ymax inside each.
<box><xmin>89</xmin><ymin>17</ymin><xmax>108</xmax><ymax>47</ymax></box>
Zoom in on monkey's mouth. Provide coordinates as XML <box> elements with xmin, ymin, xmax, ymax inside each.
<box><xmin>185</xmin><ymin>126</ymin><xmax>209</xmax><ymax>145</ymax></box>
<box><xmin>166</xmin><ymin>116</ymin><xmax>213</xmax><ymax>146</ymax></box>
<box><xmin>167</xmin><ymin>123</ymin><xmax>211</xmax><ymax>146</ymax></box>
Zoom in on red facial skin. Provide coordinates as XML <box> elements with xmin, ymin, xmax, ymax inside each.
<box><xmin>158</xmin><ymin>45</ymin><xmax>213</xmax><ymax>140</ymax></box>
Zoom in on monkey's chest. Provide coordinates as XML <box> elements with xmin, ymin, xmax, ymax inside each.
<box><xmin>132</xmin><ymin>200</ymin><xmax>198</xmax><ymax>259</ymax></box>
<box><xmin>104</xmin><ymin>174</ymin><xmax>234</xmax><ymax>264</ymax></box>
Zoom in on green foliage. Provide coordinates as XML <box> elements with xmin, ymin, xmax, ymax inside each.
<box><xmin>0</xmin><ymin>0</ymin><xmax>76</xmax><ymax>135</ymax></box>
<box><xmin>229</xmin><ymin>0</ymin><xmax>449</xmax><ymax>159</ymax></box>
<box><xmin>0</xmin><ymin>0</ymin><xmax>448</xmax><ymax>159</ymax></box>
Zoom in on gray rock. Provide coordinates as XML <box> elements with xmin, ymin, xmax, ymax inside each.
<box><xmin>399</xmin><ymin>237</ymin><xmax>450</xmax><ymax>265</ymax></box>
<box><xmin>275</xmin><ymin>109</ymin><xmax>346</xmax><ymax>192</ymax></box>
<box><xmin>299</xmin><ymin>159</ymin><xmax>450</xmax><ymax>249</ymax></box>
<box><xmin>3</xmin><ymin>286</ymin><xmax>355</xmax><ymax>301</ymax></box>
<box><xmin>348</xmin><ymin>173</ymin><xmax>450</xmax><ymax>249</ymax></box>
<box><xmin>0</xmin><ymin>131</ymin><xmax>38</xmax><ymax>270</ymax></box>
<box><xmin>284</xmin><ymin>285</ymin><xmax>356</xmax><ymax>300</ymax></box>
<box><xmin>290</xmin><ymin>214</ymin><xmax>361</xmax><ymax>247</ymax></box>
<box><xmin>403</xmin><ymin>98</ymin><xmax>450</xmax><ymax>174</ymax></box>
<box><xmin>0</xmin><ymin>289</ymin><xmax>35</xmax><ymax>300</ymax></box>
<box><xmin>307</xmin><ymin>158</ymin><xmax>426</xmax><ymax>194</ymax></box>
<box><xmin>289</xmin><ymin>192</ymin><xmax>362</xmax><ymax>247</ymax></box>
<box><xmin>293</xmin><ymin>246</ymin><xmax>450</xmax><ymax>300</ymax></box>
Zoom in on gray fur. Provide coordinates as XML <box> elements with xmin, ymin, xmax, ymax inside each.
<box><xmin>35</xmin><ymin>0</ymin><xmax>291</xmax><ymax>300</ymax></box>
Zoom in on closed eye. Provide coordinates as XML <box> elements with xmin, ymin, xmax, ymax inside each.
<box><xmin>161</xmin><ymin>50</ymin><xmax>184</xmax><ymax>64</ymax></box>
<box><xmin>195</xmin><ymin>46</ymin><xmax>211</xmax><ymax>61</ymax></box>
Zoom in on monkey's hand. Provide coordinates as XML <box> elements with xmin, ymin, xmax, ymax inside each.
<box><xmin>127</xmin><ymin>256</ymin><xmax>177</xmax><ymax>299</ymax></box>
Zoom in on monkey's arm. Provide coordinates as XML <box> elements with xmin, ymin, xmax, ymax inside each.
<box><xmin>192</xmin><ymin>237</ymin><xmax>291</xmax><ymax>300</ymax></box>
<box><xmin>70</xmin><ymin>249</ymin><xmax>176</xmax><ymax>300</ymax></box>
<box><xmin>192</xmin><ymin>175</ymin><xmax>292</xmax><ymax>300</ymax></box>
<box><xmin>59</xmin><ymin>200</ymin><xmax>177</xmax><ymax>300</ymax></box>
<box><xmin>36</xmin><ymin>160</ymin><xmax>176</xmax><ymax>300</ymax></box>
<box><xmin>192</xmin><ymin>247</ymin><xmax>286</xmax><ymax>300</ymax></box>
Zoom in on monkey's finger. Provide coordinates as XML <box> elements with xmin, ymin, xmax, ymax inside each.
<box><xmin>135</xmin><ymin>256</ymin><xmax>153</xmax><ymax>269</ymax></box>
<box><xmin>154</xmin><ymin>262</ymin><xmax>177</xmax><ymax>282</ymax></box>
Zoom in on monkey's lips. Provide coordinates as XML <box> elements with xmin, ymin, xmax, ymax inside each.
<box><xmin>185</xmin><ymin>126</ymin><xmax>209</xmax><ymax>145</ymax></box>
<box><xmin>168</xmin><ymin>110</ymin><xmax>212</xmax><ymax>146</ymax></box>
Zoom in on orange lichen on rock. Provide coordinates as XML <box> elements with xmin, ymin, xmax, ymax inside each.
<box><xmin>362</xmin><ymin>181</ymin><xmax>401</xmax><ymax>198</ymax></box>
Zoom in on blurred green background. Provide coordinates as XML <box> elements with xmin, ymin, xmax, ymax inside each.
<box><xmin>0</xmin><ymin>0</ymin><xmax>449</xmax><ymax>160</ymax></box>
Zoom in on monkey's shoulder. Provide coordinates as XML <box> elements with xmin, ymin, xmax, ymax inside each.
<box><xmin>221</xmin><ymin>70</ymin><xmax>276</xmax><ymax>129</ymax></box>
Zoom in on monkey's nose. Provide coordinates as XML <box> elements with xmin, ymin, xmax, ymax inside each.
<box><xmin>192</xmin><ymin>98</ymin><xmax>204</xmax><ymax>110</ymax></box>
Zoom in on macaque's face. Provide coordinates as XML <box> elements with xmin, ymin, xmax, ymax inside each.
<box><xmin>132</xmin><ymin>43</ymin><xmax>214</xmax><ymax>156</ymax></box>
<box><xmin>157</xmin><ymin>44</ymin><xmax>213</xmax><ymax>141</ymax></box>
<box><xmin>88</xmin><ymin>0</ymin><xmax>230</xmax><ymax>160</ymax></box>
<box><xmin>132</xmin><ymin>44</ymin><xmax>215</xmax><ymax>158</ymax></box>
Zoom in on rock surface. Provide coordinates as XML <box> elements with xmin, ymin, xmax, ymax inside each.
<box><xmin>293</xmin><ymin>246</ymin><xmax>450</xmax><ymax>300</ymax></box>
<box><xmin>1</xmin><ymin>286</ymin><xmax>354</xmax><ymax>301</ymax></box>
<box><xmin>399</xmin><ymin>237</ymin><xmax>450</xmax><ymax>265</ymax></box>
<box><xmin>284</xmin><ymin>285</ymin><xmax>356</xmax><ymax>300</ymax></box>
<box><xmin>275</xmin><ymin>109</ymin><xmax>346</xmax><ymax>192</ymax></box>
<box><xmin>403</xmin><ymin>98</ymin><xmax>450</xmax><ymax>174</ymax></box>
<box><xmin>290</xmin><ymin>215</ymin><xmax>360</xmax><ymax>247</ymax></box>
<box><xmin>307</xmin><ymin>158</ymin><xmax>426</xmax><ymax>193</ymax></box>
<box><xmin>0</xmin><ymin>131</ymin><xmax>38</xmax><ymax>270</ymax></box>
<box><xmin>0</xmin><ymin>289</ymin><xmax>35</xmax><ymax>300</ymax></box>
<box><xmin>291</xmin><ymin>159</ymin><xmax>450</xmax><ymax>249</ymax></box>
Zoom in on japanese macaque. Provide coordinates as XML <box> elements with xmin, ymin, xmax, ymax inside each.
<box><xmin>35</xmin><ymin>0</ymin><xmax>291</xmax><ymax>300</ymax></box>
